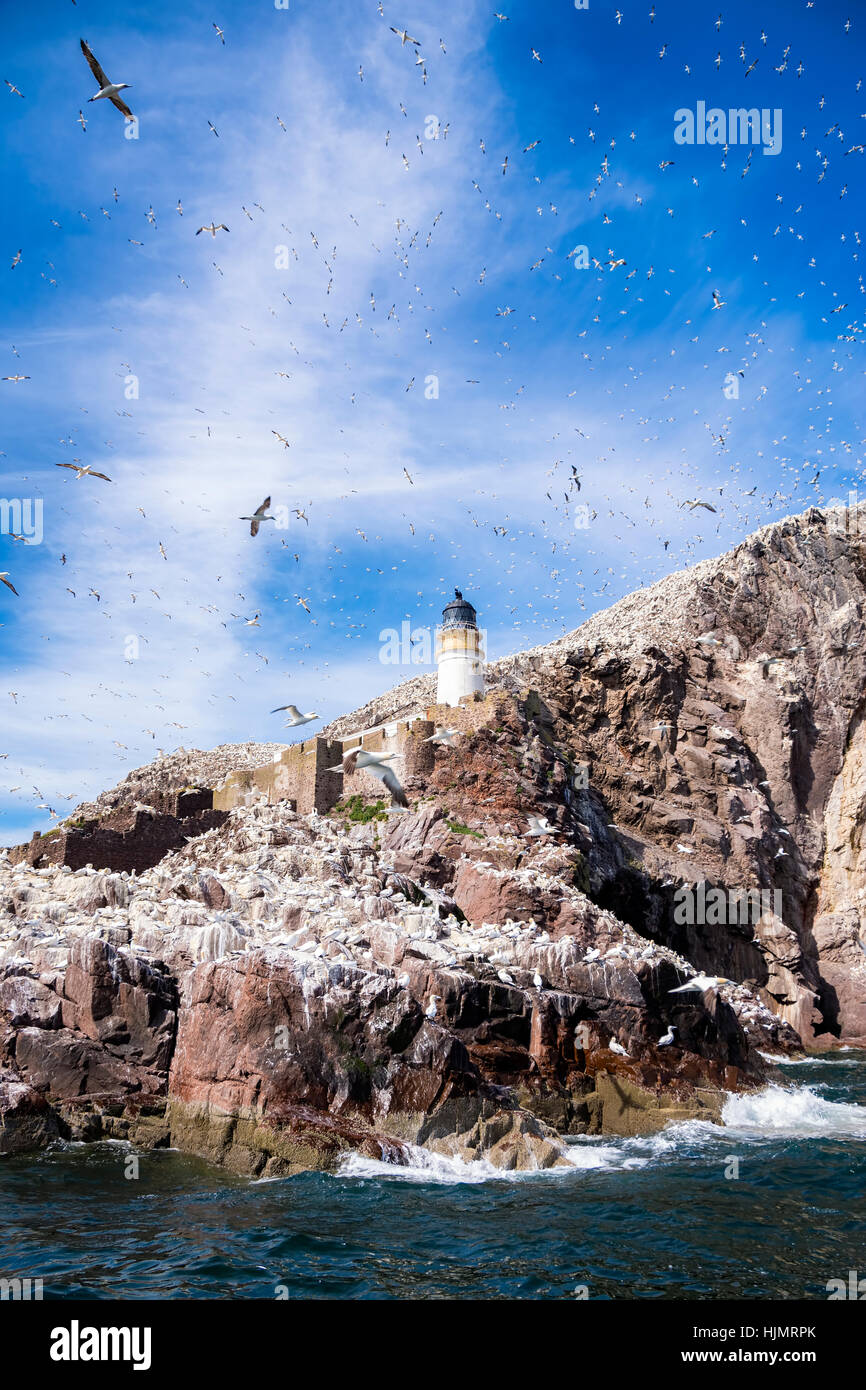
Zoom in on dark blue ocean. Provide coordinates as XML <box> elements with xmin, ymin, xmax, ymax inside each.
<box><xmin>2</xmin><ymin>1055</ymin><xmax>865</xmax><ymax>1300</ymax></box>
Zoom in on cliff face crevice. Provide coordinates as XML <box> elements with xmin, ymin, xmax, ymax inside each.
<box><xmin>808</xmin><ymin>695</ymin><xmax>866</xmax><ymax>1040</ymax></box>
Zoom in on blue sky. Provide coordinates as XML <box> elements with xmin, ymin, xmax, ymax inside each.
<box><xmin>0</xmin><ymin>0</ymin><xmax>862</xmax><ymax>843</ymax></box>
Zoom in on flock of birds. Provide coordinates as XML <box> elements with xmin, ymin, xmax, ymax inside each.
<box><xmin>0</xmin><ymin>6</ymin><xmax>862</xmax><ymax>836</ymax></box>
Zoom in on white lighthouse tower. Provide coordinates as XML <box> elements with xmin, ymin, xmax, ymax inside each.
<box><xmin>436</xmin><ymin>589</ymin><xmax>485</xmax><ymax>707</ymax></box>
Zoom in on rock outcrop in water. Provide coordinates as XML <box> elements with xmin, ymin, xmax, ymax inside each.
<box><xmin>0</xmin><ymin>793</ymin><xmax>788</xmax><ymax>1171</ymax></box>
<box><xmin>3</xmin><ymin>504</ymin><xmax>864</xmax><ymax>1173</ymax></box>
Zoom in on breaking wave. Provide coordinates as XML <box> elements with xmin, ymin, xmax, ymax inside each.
<box><xmin>336</xmin><ymin>1079</ymin><xmax>866</xmax><ymax>1184</ymax></box>
<box><xmin>721</xmin><ymin>1083</ymin><xmax>866</xmax><ymax>1138</ymax></box>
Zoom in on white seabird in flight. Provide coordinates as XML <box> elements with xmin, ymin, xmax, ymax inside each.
<box><xmin>424</xmin><ymin>726</ymin><xmax>458</xmax><ymax>746</ymax></box>
<box><xmin>196</xmin><ymin>222</ymin><xmax>230</xmax><ymax>237</ymax></box>
<box><xmin>80</xmin><ymin>39</ymin><xmax>134</xmax><ymax>119</ymax></box>
<box><xmin>0</xmin><ymin>572</ymin><xmax>19</xmax><ymax>596</ymax></box>
<box><xmin>55</xmin><ymin>461</ymin><xmax>112</xmax><ymax>482</ymax></box>
<box><xmin>240</xmin><ymin>496</ymin><xmax>273</xmax><ymax>537</ymax></box>
<box><xmin>328</xmin><ymin>748</ymin><xmax>408</xmax><ymax>808</ymax></box>
<box><xmin>271</xmin><ymin>704</ymin><xmax>319</xmax><ymax>727</ymax></box>
<box><xmin>669</xmin><ymin>974</ymin><xmax>732</xmax><ymax>994</ymax></box>
<box><xmin>526</xmin><ymin>814</ymin><xmax>557</xmax><ymax>837</ymax></box>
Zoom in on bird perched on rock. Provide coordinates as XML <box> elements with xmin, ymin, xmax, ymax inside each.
<box><xmin>609</xmin><ymin>1038</ymin><xmax>629</xmax><ymax>1056</ymax></box>
<box><xmin>658</xmin><ymin>1025</ymin><xmax>677</xmax><ymax>1046</ymax></box>
<box><xmin>425</xmin><ymin>993</ymin><xmax>440</xmax><ymax>1019</ymax></box>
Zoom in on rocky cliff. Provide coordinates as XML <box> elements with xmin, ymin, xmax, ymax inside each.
<box><xmin>2</xmin><ymin>504</ymin><xmax>863</xmax><ymax>1173</ymax></box>
<box><xmin>331</xmin><ymin>503</ymin><xmax>866</xmax><ymax>1047</ymax></box>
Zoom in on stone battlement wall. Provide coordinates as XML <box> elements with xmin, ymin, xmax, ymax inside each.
<box><xmin>212</xmin><ymin>735</ymin><xmax>345</xmax><ymax>815</ymax></box>
<box><xmin>8</xmin><ymin>806</ymin><xmax>227</xmax><ymax>875</ymax></box>
<box><xmin>5</xmin><ymin>690</ymin><xmax>520</xmax><ymax>873</ymax></box>
<box><xmin>213</xmin><ymin>689</ymin><xmax>516</xmax><ymax>815</ymax></box>
<box><xmin>424</xmin><ymin>689</ymin><xmax>515</xmax><ymax>737</ymax></box>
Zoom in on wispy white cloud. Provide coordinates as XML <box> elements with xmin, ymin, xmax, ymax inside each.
<box><xmin>1</xmin><ymin>0</ymin><xmax>860</xmax><ymax>842</ymax></box>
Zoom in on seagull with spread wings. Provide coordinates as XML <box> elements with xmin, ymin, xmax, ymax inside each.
<box><xmin>424</xmin><ymin>726</ymin><xmax>458</xmax><ymax>746</ymax></box>
<box><xmin>329</xmin><ymin>748</ymin><xmax>409</xmax><ymax>808</ymax></box>
<box><xmin>240</xmin><ymin>497</ymin><xmax>273</xmax><ymax>537</ymax></box>
<box><xmin>0</xmin><ymin>573</ymin><xmax>19</xmax><ymax>596</ymax></box>
<box><xmin>669</xmin><ymin>974</ymin><xmax>732</xmax><ymax>994</ymax></box>
<box><xmin>79</xmin><ymin>39</ymin><xmax>134</xmax><ymax>119</ymax></box>
<box><xmin>679</xmin><ymin>498</ymin><xmax>717</xmax><ymax>512</ymax></box>
<box><xmin>271</xmin><ymin>704</ymin><xmax>319</xmax><ymax>727</ymax></box>
<box><xmin>55</xmin><ymin>462</ymin><xmax>112</xmax><ymax>481</ymax></box>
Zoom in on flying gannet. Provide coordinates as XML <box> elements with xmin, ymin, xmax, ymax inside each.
<box><xmin>669</xmin><ymin>974</ymin><xmax>731</xmax><ymax>994</ymax></box>
<box><xmin>424</xmin><ymin>727</ymin><xmax>458</xmax><ymax>746</ymax></box>
<box><xmin>80</xmin><ymin>39</ymin><xmax>134</xmax><ymax>119</ymax></box>
<box><xmin>55</xmin><ymin>462</ymin><xmax>112</xmax><ymax>481</ymax></box>
<box><xmin>240</xmin><ymin>497</ymin><xmax>273</xmax><ymax>536</ymax></box>
<box><xmin>526</xmin><ymin>815</ymin><xmax>557</xmax><ymax>837</ymax></box>
<box><xmin>329</xmin><ymin>748</ymin><xmax>408</xmax><ymax>808</ymax></box>
<box><xmin>271</xmin><ymin>704</ymin><xmax>319</xmax><ymax>727</ymax></box>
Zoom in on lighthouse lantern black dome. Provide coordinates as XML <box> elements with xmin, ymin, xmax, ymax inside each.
<box><xmin>441</xmin><ymin>588</ymin><xmax>478</xmax><ymax>630</ymax></box>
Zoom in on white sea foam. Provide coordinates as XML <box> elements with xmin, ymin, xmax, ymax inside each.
<box><xmin>335</xmin><ymin>1080</ymin><xmax>866</xmax><ymax>1184</ymax></box>
<box><xmin>721</xmin><ymin>1084</ymin><xmax>866</xmax><ymax>1138</ymax></box>
<box><xmin>339</xmin><ymin>1145</ymin><xmax>532</xmax><ymax>1184</ymax></box>
<box><xmin>764</xmin><ymin>1048</ymin><xmax>866</xmax><ymax>1067</ymax></box>
<box><xmin>338</xmin><ymin>1132</ymin><xmax>659</xmax><ymax>1184</ymax></box>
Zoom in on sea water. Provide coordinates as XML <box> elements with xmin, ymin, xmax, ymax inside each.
<box><xmin>1</xmin><ymin>1054</ymin><xmax>864</xmax><ymax>1300</ymax></box>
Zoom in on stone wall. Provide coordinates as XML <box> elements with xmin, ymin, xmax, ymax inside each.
<box><xmin>6</xmin><ymin>690</ymin><xmax>518</xmax><ymax>875</ymax></box>
<box><xmin>212</xmin><ymin>736</ymin><xmax>345</xmax><ymax>815</ymax></box>
<box><xmin>212</xmin><ymin>690</ymin><xmax>515</xmax><ymax>816</ymax></box>
<box><xmin>9</xmin><ymin>806</ymin><xmax>227</xmax><ymax>875</ymax></box>
<box><xmin>424</xmin><ymin>689</ymin><xmax>516</xmax><ymax>738</ymax></box>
